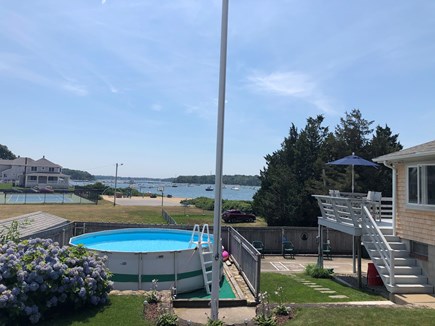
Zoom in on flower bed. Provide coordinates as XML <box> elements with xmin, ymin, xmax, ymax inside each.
<box><xmin>0</xmin><ymin>238</ymin><xmax>113</xmax><ymax>324</ymax></box>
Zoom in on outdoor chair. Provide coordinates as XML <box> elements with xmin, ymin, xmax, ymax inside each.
<box><xmin>329</xmin><ymin>189</ymin><xmax>341</xmax><ymax>197</ymax></box>
<box><xmin>366</xmin><ymin>191</ymin><xmax>382</xmax><ymax>221</ymax></box>
<box><xmin>322</xmin><ymin>243</ymin><xmax>332</xmax><ymax>260</ymax></box>
<box><xmin>252</xmin><ymin>241</ymin><xmax>265</xmax><ymax>258</ymax></box>
<box><xmin>282</xmin><ymin>241</ymin><xmax>295</xmax><ymax>259</ymax></box>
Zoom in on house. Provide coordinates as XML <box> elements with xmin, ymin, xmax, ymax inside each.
<box><xmin>0</xmin><ymin>156</ymin><xmax>70</xmax><ymax>189</ymax></box>
<box><xmin>373</xmin><ymin>140</ymin><xmax>435</xmax><ymax>291</ymax></box>
<box><xmin>314</xmin><ymin>140</ymin><xmax>435</xmax><ymax>295</ymax></box>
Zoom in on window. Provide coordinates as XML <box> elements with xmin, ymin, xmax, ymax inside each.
<box><xmin>408</xmin><ymin>165</ymin><xmax>435</xmax><ymax>206</ymax></box>
<box><xmin>48</xmin><ymin>176</ymin><xmax>57</xmax><ymax>182</ymax></box>
<box><xmin>31</xmin><ymin>167</ymin><xmax>37</xmax><ymax>172</ymax></box>
<box><xmin>28</xmin><ymin>176</ymin><xmax>37</xmax><ymax>181</ymax></box>
<box><xmin>49</xmin><ymin>167</ymin><xmax>55</xmax><ymax>172</ymax></box>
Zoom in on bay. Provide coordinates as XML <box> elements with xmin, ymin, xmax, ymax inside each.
<box><xmin>70</xmin><ymin>180</ymin><xmax>258</xmax><ymax>201</ymax></box>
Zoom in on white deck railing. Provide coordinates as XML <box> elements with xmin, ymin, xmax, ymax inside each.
<box><xmin>314</xmin><ymin>194</ymin><xmax>395</xmax><ymax>287</ymax></box>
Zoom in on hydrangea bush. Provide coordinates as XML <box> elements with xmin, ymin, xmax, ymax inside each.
<box><xmin>0</xmin><ymin>238</ymin><xmax>113</xmax><ymax>324</ymax></box>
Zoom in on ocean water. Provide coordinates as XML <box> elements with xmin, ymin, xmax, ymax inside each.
<box><xmin>71</xmin><ymin>180</ymin><xmax>259</xmax><ymax>201</ymax></box>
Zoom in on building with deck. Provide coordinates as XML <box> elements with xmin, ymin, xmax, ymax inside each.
<box><xmin>315</xmin><ymin>140</ymin><xmax>435</xmax><ymax>295</ymax></box>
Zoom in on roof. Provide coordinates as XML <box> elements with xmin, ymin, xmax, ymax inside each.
<box><xmin>0</xmin><ymin>211</ymin><xmax>70</xmax><ymax>239</ymax></box>
<box><xmin>373</xmin><ymin>140</ymin><xmax>435</xmax><ymax>163</ymax></box>
<box><xmin>0</xmin><ymin>156</ymin><xmax>61</xmax><ymax>168</ymax></box>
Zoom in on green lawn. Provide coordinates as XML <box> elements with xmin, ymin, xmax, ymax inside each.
<box><xmin>35</xmin><ymin>294</ymin><xmax>435</xmax><ymax>326</ymax></box>
<box><xmin>261</xmin><ymin>273</ymin><xmax>385</xmax><ymax>303</ymax></box>
<box><xmin>39</xmin><ymin>295</ymin><xmax>152</xmax><ymax>326</ymax></box>
<box><xmin>287</xmin><ymin>306</ymin><xmax>435</xmax><ymax>325</ymax></box>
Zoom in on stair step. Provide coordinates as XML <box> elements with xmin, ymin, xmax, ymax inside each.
<box><xmin>365</xmin><ymin>241</ymin><xmax>406</xmax><ymax>251</ymax></box>
<box><xmin>382</xmin><ymin>274</ymin><xmax>428</xmax><ymax>284</ymax></box>
<box><xmin>377</xmin><ymin>265</ymin><xmax>421</xmax><ymax>275</ymax></box>
<box><xmin>372</xmin><ymin>256</ymin><xmax>416</xmax><ymax>266</ymax></box>
<box><xmin>386</xmin><ymin>284</ymin><xmax>434</xmax><ymax>294</ymax></box>
<box><xmin>369</xmin><ymin>249</ymin><xmax>409</xmax><ymax>258</ymax></box>
<box><xmin>380</xmin><ymin>228</ymin><xmax>394</xmax><ymax>236</ymax></box>
<box><xmin>384</xmin><ymin>235</ymin><xmax>401</xmax><ymax>242</ymax></box>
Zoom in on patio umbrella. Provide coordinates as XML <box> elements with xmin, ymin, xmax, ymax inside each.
<box><xmin>327</xmin><ymin>153</ymin><xmax>379</xmax><ymax>192</ymax></box>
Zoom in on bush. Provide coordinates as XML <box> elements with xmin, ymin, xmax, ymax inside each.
<box><xmin>181</xmin><ymin>197</ymin><xmax>253</xmax><ymax>213</ymax></box>
<box><xmin>304</xmin><ymin>264</ymin><xmax>334</xmax><ymax>278</ymax></box>
<box><xmin>0</xmin><ymin>239</ymin><xmax>113</xmax><ymax>324</ymax></box>
<box><xmin>156</xmin><ymin>312</ymin><xmax>178</xmax><ymax>326</ymax></box>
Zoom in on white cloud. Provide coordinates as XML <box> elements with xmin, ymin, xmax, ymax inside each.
<box><xmin>62</xmin><ymin>82</ymin><xmax>88</xmax><ymax>96</ymax></box>
<box><xmin>248</xmin><ymin>71</ymin><xmax>314</xmax><ymax>97</ymax></box>
<box><xmin>247</xmin><ymin>71</ymin><xmax>337</xmax><ymax>114</ymax></box>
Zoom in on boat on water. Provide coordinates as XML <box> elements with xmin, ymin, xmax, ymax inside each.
<box><xmin>231</xmin><ymin>186</ymin><xmax>240</xmax><ymax>191</ymax></box>
<box><xmin>205</xmin><ymin>186</ymin><xmax>214</xmax><ymax>191</ymax></box>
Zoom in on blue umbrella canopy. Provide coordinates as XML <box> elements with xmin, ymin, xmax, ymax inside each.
<box><xmin>327</xmin><ymin>153</ymin><xmax>378</xmax><ymax>192</ymax></box>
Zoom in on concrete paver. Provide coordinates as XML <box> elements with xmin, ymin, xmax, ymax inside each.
<box><xmin>173</xmin><ymin>306</ymin><xmax>256</xmax><ymax>325</ymax></box>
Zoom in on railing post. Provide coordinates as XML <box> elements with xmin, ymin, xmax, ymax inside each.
<box><xmin>390</xmin><ymin>250</ymin><xmax>395</xmax><ymax>286</ymax></box>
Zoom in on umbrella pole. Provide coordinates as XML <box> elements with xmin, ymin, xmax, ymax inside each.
<box><xmin>352</xmin><ymin>165</ymin><xmax>355</xmax><ymax>193</ymax></box>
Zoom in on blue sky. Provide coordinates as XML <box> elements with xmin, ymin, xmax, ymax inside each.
<box><xmin>1</xmin><ymin>1</ymin><xmax>435</xmax><ymax>178</ymax></box>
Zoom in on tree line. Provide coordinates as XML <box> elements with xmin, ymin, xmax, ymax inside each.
<box><xmin>252</xmin><ymin>109</ymin><xmax>402</xmax><ymax>227</ymax></box>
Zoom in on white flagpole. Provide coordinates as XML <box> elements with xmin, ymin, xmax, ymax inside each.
<box><xmin>211</xmin><ymin>0</ymin><xmax>229</xmax><ymax>321</ymax></box>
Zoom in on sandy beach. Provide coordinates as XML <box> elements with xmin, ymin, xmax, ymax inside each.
<box><xmin>101</xmin><ymin>195</ymin><xmax>188</xmax><ymax>206</ymax></box>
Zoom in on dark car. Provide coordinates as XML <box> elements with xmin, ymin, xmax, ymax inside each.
<box><xmin>222</xmin><ymin>209</ymin><xmax>256</xmax><ymax>223</ymax></box>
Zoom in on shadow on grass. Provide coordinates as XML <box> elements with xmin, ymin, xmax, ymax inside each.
<box><xmin>39</xmin><ymin>302</ymin><xmax>110</xmax><ymax>326</ymax></box>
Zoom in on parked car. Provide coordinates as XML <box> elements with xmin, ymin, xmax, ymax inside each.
<box><xmin>37</xmin><ymin>186</ymin><xmax>54</xmax><ymax>193</ymax></box>
<box><xmin>222</xmin><ymin>209</ymin><xmax>256</xmax><ymax>223</ymax></box>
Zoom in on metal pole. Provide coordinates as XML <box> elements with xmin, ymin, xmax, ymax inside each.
<box><xmin>113</xmin><ymin>163</ymin><xmax>123</xmax><ymax>206</ymax></box>
<box><xmin>211</xmin><ymin>0</ymin><xmax>229</xmax><ymax>321</ymax></box>
<box><xmin>352</xmin><ymin>164</ymin><xmax>355</xmax><ymax>193</ymax></box>
<box><xmin>161</xmin><ymin>187</ymin><xmax>164</xmax><ymax>217</ymax></box>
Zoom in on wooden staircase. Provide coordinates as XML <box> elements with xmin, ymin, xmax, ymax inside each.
<box><xmin>362</xmin><ymin>216</ymin><xmax>433</xmax><ymax>294</ymax></box>
<box><xmin>190</xmin><ymin>224</ymin><xmax>213</xmax><ymax>294</ymax></box>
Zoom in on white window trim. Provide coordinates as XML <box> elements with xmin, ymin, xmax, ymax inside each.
<box><xmin>406</xmin><ymin>163</ymin><xmax>435</xmax><ymax>211</ymax></box>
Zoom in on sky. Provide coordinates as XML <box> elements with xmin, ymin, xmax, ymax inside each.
<box><xmin>1</xmin><ymin>1</ymin><xmax>435</xmax><ymax>178</ymax></box>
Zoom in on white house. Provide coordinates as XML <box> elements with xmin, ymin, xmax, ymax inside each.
<box><xmin>0</xmin><ymin>156</ymin><xmax>70</xmax><ymax>189</ymax></box>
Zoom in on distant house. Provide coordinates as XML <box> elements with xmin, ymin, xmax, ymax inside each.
<box><xmin>0</xmin><ymin>156</ymin><xmax>70</xmax><ymax>189</ymax></box>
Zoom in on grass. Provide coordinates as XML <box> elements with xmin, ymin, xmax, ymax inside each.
<box><xmin>0</xmin><ymin>198</ymin><xmax>268</xmax><ymax>226</ymax></box>
<box><xmin>261</xmin><ymin>272</ymin><xmax>385</xmax><ymax>303</ymax></box>
<box><xmin>39</xmin><ymin>295</ymin><xmax>152</xmax><ymax>326</ymax></box>
<box><xmin>36</xmin><ymin>295</ymin><xmax>435</xmax><ymax>326</ymax></box>
<box><xmin>0</xmin><ymin>199</ymin><xmax>165</xmax><ymax>224</ymax></box>
<box><xmin>287</xmin><ymin>306</ymin><xmax>435</xmax><ymax>325</ymax></box>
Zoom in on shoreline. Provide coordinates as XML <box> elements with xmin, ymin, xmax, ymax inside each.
<box><xmin>102</xmin><ymin>195</ymin><xmax>190</xmax><ymax>206</ymax></box>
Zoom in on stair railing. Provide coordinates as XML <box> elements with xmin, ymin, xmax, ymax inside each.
<box><xmin>361</xmin><ymin>206</ymin><xmax>395</xmax><ymax>286</ymax></box>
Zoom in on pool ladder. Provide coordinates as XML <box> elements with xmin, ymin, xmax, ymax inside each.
<box><xmin>190</xmin><ymin>224</ymin><xmax>213</xmax><ymax>294</ymax></box>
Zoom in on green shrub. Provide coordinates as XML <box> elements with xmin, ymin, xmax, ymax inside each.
<box><xmin>181</xmin><ymin>197</ymin><xmax>254</xmax><ymax>213</ymax></box>
<box><xmin>254</xmin><ymin>315</ymin><xmax>277</xmax><ymax>326</ymax></box>
<box><xmin>0</xmin><ymin>239</ymin><xmax>113</xmax><ymax>324</ymax></box>
<box><xmin>156</xmin><ymin>312</ymin><xmax>178</xmax><ymax>326</ymax></box>
<box><xmin>206</xmin><ymin>317</ymin><xmax>225</xmax><ymax>326</ymax></box>
<box><xmin>305</xmin><ymin>264</ymin><xmax>334</xmax><ymax>278</ymax></box>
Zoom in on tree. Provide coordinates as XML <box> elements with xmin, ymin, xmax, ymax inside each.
<box><xmin>254</xmin><ymin>110</ymin><xmax>402</xmax><ymax>226</ymax></box>
<box><xmin>0</xmin><ymin>144</ymin><xmax>16</xmax><ymax>160</ymax></box>
<box><xmin>334</xmin><ymin>109</ymin><xmax>373</xmax><ymax>156</ymax></box>
<box><xmin>362</xmin><ymin>125</ymin><xmax>402</xmax><ymax>196</ymax></box>
<box><xmin>253</xmin><ymin>116</ymin><xmax>328</xmax><ymax>226</ymax></box>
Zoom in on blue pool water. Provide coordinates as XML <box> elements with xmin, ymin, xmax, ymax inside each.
<box><xmin>69</xmin><ymin>228</ymin><xmax>212</xmax><ymax>253</ymax></box>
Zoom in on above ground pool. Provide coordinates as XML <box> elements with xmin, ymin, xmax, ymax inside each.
<box><xmin>69</xmin><ymin>227</ymin><xmax>218</xmax><ymax>293</ymax></box>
